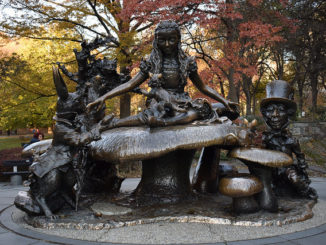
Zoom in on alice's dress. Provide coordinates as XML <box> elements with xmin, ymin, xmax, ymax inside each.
<box><xmin>136</xmin><ymin>56</ymin><xmax>222</xmax><ymax>125</ymax></box>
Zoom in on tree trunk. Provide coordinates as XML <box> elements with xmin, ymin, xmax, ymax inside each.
<box><xmin>236</xmin><ymin>82</ymin><xmax>241</xmax><ymax>104</ymax></box>
<box><xmin>219</xmin><ymin>81</ymin><xmax>225</xmax><ymax>98</ymax></box>
<box><xmin>227</xmin><ymin>69</ymin><xmax>239</xmax><ymax>102</ymax></box>
<box><xmin>246</xmin><ymin>98</ymin><xmax>251</xmax><ymax>115</ymax></box>
<box><xmin>274</xmin><ymin>47</ymin><xmax>284</xmax><ymax>80</ymax></box>
<box><xmin>119</xmin><ymin>65</ymin><xmax>131</xmax><ymax>118</ymax></box>
<box><xmin>310</xmin><ymin>72</ymin><xmax>318</xmax><ymax>119</ymax></box>
<box><xmin>225</xmin><ymin>0</ymin><xmax>239</xmax><ymax>103</ymax></box>
<box><xmin>120</xmin><ymin>94</ymin><xmax>131</xmax><ymax>118</ymax></box>
<box><xmin>252</xmin><ymin>93</ymin><xmax>256</xmax><ymax>116</ymax></box>
<box><xmin>242</xmin><ymin>76</ymin><xmax>252</xmax><ymax>115</ymax></box>
<box><xmin>297</xmin><ymin>79</ymin><xmax>304</xmax><ymax>116</ymax></box>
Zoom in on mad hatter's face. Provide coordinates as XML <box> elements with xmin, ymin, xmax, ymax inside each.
<box><xmin>263</xmin><ymin>103</ymin><xmax>289</xmax><ymax>130</ymax></box>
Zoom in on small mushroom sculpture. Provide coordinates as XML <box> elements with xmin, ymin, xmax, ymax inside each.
<box><xmin>219</xmin><ymin>163</ymin><xmax>238</xmax><ymax>178</ymax></box>
<box><xmin>229</xmin><ymin>147</ymin><xmax>293</xmax><ymax>212</ymax></box>
<box><xmin>219</xmin><ymin>173</ymin><xmax>263</xmax><ymax>214</ymax></box>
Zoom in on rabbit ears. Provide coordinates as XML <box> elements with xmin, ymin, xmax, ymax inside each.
<box><xmin>52</xmin><ymin>66</ymin><xmax>68</xmax><ymax>100</ymax></box>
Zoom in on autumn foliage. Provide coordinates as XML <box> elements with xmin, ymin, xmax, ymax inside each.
<box><xmin>0</xmin><ymin>0</ymin><xmax>325</xmax><ymax>129</ymax></box>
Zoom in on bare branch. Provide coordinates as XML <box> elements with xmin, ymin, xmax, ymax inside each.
<box><xmin>86</xmin><ymin>0</ymin><xmax>118</xmax><ymax>44</ymax></box>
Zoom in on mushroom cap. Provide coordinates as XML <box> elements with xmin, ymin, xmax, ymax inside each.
<box><xmin>22</xmin><ymin>139</ymin><xmax>52</xmax><ymax>157</ymax></box>
<box><xmin>229</xmin><ymin>147</ymin><xmax>293</xmax><ymax>168</ymax></box>
<box><xmin>91</xmin><ymin>124</ymin><xmax>241</xmax><ymax>162</ymax></box>
<box><xmin>219</xmin><ymin>174</ymin><xmax>263</xmax><ymax>198</ymax></box>
<box><xmin>21</xmin><ymin>124</ymin><xmax>243</xmax><ymax>163</ymax></box>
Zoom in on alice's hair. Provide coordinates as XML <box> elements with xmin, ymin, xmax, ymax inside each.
<box><xmin>149</xmin><ymin>20</ymin><xmax>190</xmax><ymax>88</ymax></box>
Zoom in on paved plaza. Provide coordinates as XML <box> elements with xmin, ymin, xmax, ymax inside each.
<box><xmin>1</xmin><ymin>177</ymin><xmax>326</xmax><ymax>244</ymax></box>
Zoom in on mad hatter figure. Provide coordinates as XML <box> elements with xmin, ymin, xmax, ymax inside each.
<box><xmin>260</xmin><ymin>80</ymin><xmax>317</xmax><ymax>200</ymax></box>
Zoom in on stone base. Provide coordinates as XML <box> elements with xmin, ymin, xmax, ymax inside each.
<box><xmin>23</xmin><ymin>194</ymin><xmax>316</xmax><ymax>230</ymax></box>
<box><xmin>91</xmin><ymin>202</ymin><xmax>132</xmax><ymax>216</ymax></box>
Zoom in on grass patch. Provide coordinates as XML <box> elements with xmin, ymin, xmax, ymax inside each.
<box><xmin>0</xmin><ymin>137</ymin><xmax>24</xmax><ymax>151</ymax></box>
<box><xmin>0</xmin><ymin>135</ymin><xmax>52</xmax><ymax>151</ymax></box>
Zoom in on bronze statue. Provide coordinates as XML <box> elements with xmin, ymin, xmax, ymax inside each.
<box><xmin>15</xmin><ymin>37</ymin><xmax>125</xmax><ymax>218</ymax></box>
<box><xmin>15</xmin><ymin>67</ymin><xmax>93</xmax><ymax>218</ymax></box>
<box><xmin>260</xmin><ymin>80</ymin><xmax>317</xmax><ymax>200</ymax></box>
<box><xmin>87</xmin><ymin>20</ymin><xmax>238</xmax><ymax>129</ymax></box>
<box><xmin>15</xmin><ymin>21</ymin><xmax>317</xmax><ymax>223</ymax></box>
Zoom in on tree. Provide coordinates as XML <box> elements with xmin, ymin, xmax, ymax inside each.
<box><xmin>0</xmin><ymin>0</ymin><xmax>304</xmax><ymax>119</ymax></box>
<box><xmin>0</xmin><ymin>52</ymin><xmax>41</xmax><ymax>130</ymax></box>
<box><xmin>0</xmin><ymin>30</ymin><xmax>79</xmax><ymax>130</ymax></box>
<box><xmin>0</xmin><ymin>0</ymin><xmax>163</xmax><ymax>118</ymax></box>
<box><xmin>170</xmin><ymin>0</ymin><xmax>290</xmax><ymax>109</ymax></box>
<box><xmin>286</xmin><ymin>0</ymin><xmax>326</xmax><ymax>117</ymax></box>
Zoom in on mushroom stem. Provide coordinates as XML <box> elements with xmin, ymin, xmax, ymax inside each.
<box><xmin>134</xmin><ymin>149</ymin><xmax>196</xmax><ymax>205</ymax></box>
<box><xmin>233</xmin><ymin>196</ymin><xmax>259</xmax><ymax>214</ymax></box>
<box><xmin>248</xmin><ymin>164</ymin><xmax>278</xmax><ymax>212</ymax></box>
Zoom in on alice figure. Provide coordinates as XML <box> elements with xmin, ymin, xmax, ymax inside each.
<box><xmin>87</xmin><ymin>20</ymin><xmax>238</xmax><ymax>129</ymax></box>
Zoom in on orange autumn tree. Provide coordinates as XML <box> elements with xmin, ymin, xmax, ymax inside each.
<box><xmin>192</xmin><ymin>0</ymin><xmax>292</xmax><ymax>106</ymax></box>
<box><xmin>140</xmin><ymin>0</ymin><xmax>293</xmax><ymax>113</ymax></box>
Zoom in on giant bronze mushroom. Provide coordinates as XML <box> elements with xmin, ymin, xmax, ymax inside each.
<box><xmin>229</xmin><ymin>147</ymin><xmax>293</xmax><ymax>212</ymax></box>
<box><xmin>91</xmin><ymin>123</ymin><xmax>244</xmax><ymax>205</ymax></box>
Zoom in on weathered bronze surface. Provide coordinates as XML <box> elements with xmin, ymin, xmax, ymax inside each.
<box><xmin>90</xmin><ymin>123</ymin><xmax>241</xmax><ymax>162</ymax></box>
<box><xmin>229</xmin><ymin>147</ymin><xmax>293</xmax><ymax>212</ymax></box>
<box><xmin>219</xmin><ymin>174</ymin><xmax>263</xmax><ymax>214</ymax></box>
<box><xmin>22</xmin><ymin>124</ymin><xmax>242</xmax><ymax>162</ymax></box>
<box><xmin>260</xmin><ymin>80</ymin><xmax>318</xmax><ymax>201</ymax></box>
<box><xmin>22</xmin><ymin>196</ymin><xmax>316</xmax><ymax>230</ymax></box>
<box><xmin>14</xmin><ymin>22</ymin><xmax>317</xmax><ymax>227</ymax></box>
<box><xmin>260</xmin><ymin>80</ymin><xmax>297</xmax><ymax>114</ymax></box>
<box><xmin>192</xmin><ymin>146</ymin><xmax>221</xmax><ymax>193</ymax></box>
<box><xmin>22</xmin><ymin>139</ymin><xmax>52</xmax><ymax>158</ymax></box>
<box><xmin>229</xmin><ymin>147</ymin><xmax>293</xmax><ymax>168</ymax></box>
<box><xmin>15</xmin><ymin>37</ymin><xmax>125</xmax><ymax>218</ymax></box>
<box><xmin>133</xmin><ymin>149</ymin><xmax>196</xmax><ymax>205</ymax></box>
<box><xmin>87</xmin><ymin>20</ymin><xmax>239</xmax><ymax>129</ymax></box>
<box><xmin>219</xmin><ymin>174</ymin><xmax>263</xmax><ymax>198</ymax></box>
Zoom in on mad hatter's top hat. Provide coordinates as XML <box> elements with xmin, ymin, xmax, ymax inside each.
<box><xmin>260</xmin><ymin>80</ymin><xmax>297</xmax><ymax>113</ymax></box>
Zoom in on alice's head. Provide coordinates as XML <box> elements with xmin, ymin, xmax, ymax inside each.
<box><xmin>154</xmin><ymin>21</ymin><xmax>181</xmax><ymax>56</ymax></box>
<box><xmin>150</xmin><ymin>20</ymin><xmax>189</xmax><ymax>87</ymax></box>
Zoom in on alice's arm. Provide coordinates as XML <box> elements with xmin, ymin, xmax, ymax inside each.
<box><xmin>189</xmin><ymin>71</ymin><xmax>238</xmax><ymax>111</ymax></box>
<box><xmin>87</xmin><ymin>71</ymin><xmax>148</xmax><ymax>111</ymax></box>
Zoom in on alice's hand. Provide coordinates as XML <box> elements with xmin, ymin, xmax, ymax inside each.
<box><xmin>87</xmin><ymin>99</ymin><xmax>104</xmax><ymax>113</ymax></box>
<box><xmin>223</xmin><ymin>99</ymin><xmax>239</xmax><ymax>113</ymax></box>
<box><xmin>228</xmin><ymin>101</ymin><xmax>240</xmax><ymax>113</ymax></box>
